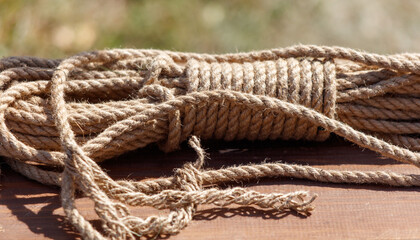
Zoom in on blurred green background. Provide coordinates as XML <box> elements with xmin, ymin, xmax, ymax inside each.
<box><xmin>1</xmin><ymin>0</ymin><xmax>420</xmax><ymax>58</ymax></box>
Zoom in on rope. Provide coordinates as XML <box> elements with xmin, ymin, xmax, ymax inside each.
<box><xmin>2</xmin><ymin>45</ymin><xmax>420</xmax><ymax>239</ymax></box>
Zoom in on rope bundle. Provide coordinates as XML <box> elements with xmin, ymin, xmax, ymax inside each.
<box><xmin>2</xmin><ymin>45</ymin><xmax>420</xmax><ymax>239</ymax></box>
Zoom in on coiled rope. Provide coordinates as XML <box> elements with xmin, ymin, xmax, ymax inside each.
<box><xmin>2</xmin><ymin>45</ymin><xmax>420</xmax><ymax>239</ymax></box>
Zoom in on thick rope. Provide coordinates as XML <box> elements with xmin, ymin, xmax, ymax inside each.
<box><xmin>2</xmin><ymin>45</ymin><xmax>420</xmax><ymax>239</ymax></box>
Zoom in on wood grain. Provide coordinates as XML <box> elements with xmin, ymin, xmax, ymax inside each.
<box><xmin>1</xmin><ymin>137</ymin><xmax>420</xmax><ymax>239</ymax></box>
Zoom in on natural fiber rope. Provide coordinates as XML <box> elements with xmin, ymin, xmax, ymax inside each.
<box><xmin>2</xmin><ymin>45</ymin><xmax>420</xmax><ymax>239</ymax></box>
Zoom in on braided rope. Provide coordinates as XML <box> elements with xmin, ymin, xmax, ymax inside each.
<box><xmin>2</xmin><ymin>45</ymin><xmax>420</xmax><ymax>239</ymax></box>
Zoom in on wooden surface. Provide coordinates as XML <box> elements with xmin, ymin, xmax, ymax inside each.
<box><xmin>1</xmin><ymin>137</ymin><xmax>420</xmax><ymax>239</ymax></box>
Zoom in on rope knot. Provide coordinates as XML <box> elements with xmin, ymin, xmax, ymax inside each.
<box><xmin>182</xmin><ymin>58</ymin><xmax>337</xmax><ymax>141</ymax></box>
<box><xmin>144</xmin><ymin>54</ymin><xmax>183</xmax><ymax>85</ymax></box>
<box><xmin>138</xmin><ymin>84</ymin><xmax>182</xmax><ymax>152</ymax></box>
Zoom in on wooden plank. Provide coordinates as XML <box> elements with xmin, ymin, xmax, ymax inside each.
<box><xmin>1</xmin><ymin>137</ymin><xmax>420</xmax><ymax>239</ymax></box>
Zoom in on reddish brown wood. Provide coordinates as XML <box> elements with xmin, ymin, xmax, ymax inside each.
<box><xmin>1</xmin><ymin>137</ymin><xmax>420</xmax><ymax>239</ymax></box>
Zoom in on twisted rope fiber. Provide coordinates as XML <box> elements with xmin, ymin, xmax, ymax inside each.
<box><xmin>3</xmin><ymin>45</ymin><xmax>420</xmax><ymax>238</ymax></box>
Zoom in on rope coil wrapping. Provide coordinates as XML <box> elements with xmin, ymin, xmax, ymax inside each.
<box><xmin>2</xmin><ymin>45</ymin><xmax>420</xmax><ymax>239</ymax></box>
